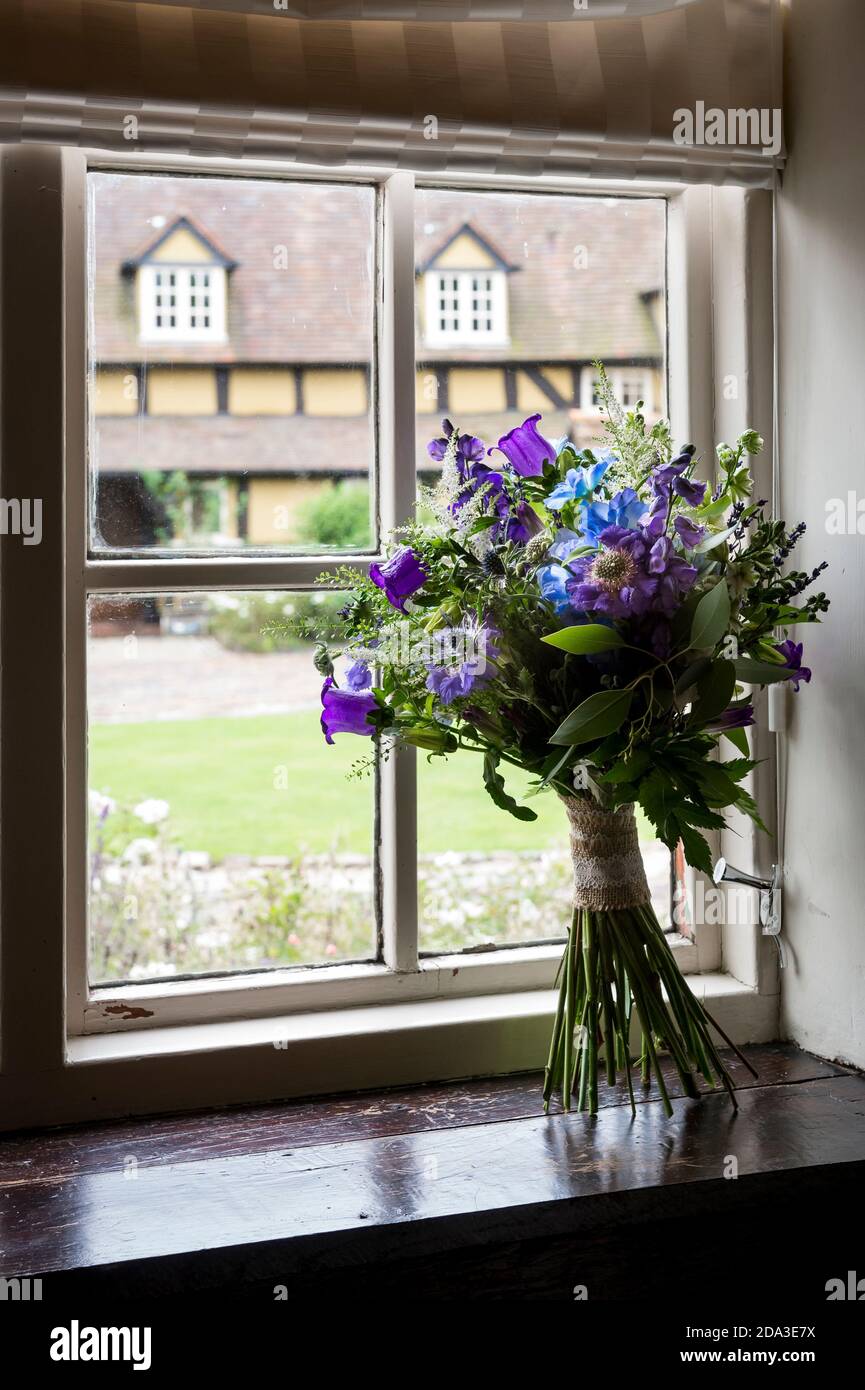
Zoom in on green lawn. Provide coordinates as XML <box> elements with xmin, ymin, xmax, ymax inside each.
<box><xmin>90</xmin><ymin>711</ymin><xmax>653</xmax><ymax>859</ymax></box>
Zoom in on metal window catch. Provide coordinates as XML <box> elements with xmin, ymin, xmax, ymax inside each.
<box><xmin>713</xmin><ymin>858</ymin><xmax>786</xmax><ymax>967</ymax></box>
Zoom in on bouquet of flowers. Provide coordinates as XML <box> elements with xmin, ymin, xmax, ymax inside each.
<box><xmin>313</xmin><ymin>367</ymin><xmax>829</xmax><ymax>1116</ymax></box>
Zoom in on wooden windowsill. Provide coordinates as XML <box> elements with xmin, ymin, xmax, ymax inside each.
<box><xmin>1</xmin><ymin>1044</ymin><xmax>863</xmax><ymax>1301</ymax></box>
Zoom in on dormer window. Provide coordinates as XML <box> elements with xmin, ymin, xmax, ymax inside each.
<box><xmin>123</xmin><ymin>215</ymin><xmax>236</xmax><ymax>344</ymax></box>
<box><xmin>418</xmin><ymin>223</ymin><xmax>515</xmax><ymax>349</ymax></box>
<box><xmin>139</xmin><ymin>265</ymin><xmax>226</xmax><ymax>342</ymax></box>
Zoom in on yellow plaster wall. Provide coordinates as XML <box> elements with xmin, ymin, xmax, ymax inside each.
<box><xmin>149</xmin><ymin>227</ymin><xmax>216</xmax><ymax>263</ymax></box>
<box><xmin>146</xmin><ymin>368</ymin><xmax>218</xmax><ymax>416</ymax></box>
<box><xmin>433</xmin><ymin>233</ymin><xmax>496</xmax><ymax>270</ymax></box>
<box><xmin>515</xmin><ymin>366</ymin><xmax>574</xmax><ymax>412</ymax></box>
<box><xmin>246</xmin><ymin>477</ymin><xmax>328</xmax><ymax>544</ymax></box>
<box><xmin>448</xmin><ymin>368</ymin><xmax>507</xmax><ymax>415</ymax></box>
<box><xmin>93</xmin><ymin>368</ymin><xmax>140</xmax><ymax>416</ymax></box>
<box><xmin>302</xmin><ymin>369</ymin><xmax>367</xmax><ymax>416</ymax></box>
<box><xmin>228</xmin><ymin>369</ymin><xmax>296</xmax><ymax>416</ymax></box>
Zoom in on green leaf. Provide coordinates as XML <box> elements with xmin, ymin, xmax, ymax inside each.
<box><xmin>690</xmin><ymin>659</ymin><xmax>736</xmax><ymax>723</ymax></box>
<box><xmin>688</xmin><ymin>581</ymin><xmax>731</xmax><ymax>651</ymax></box>
<box><xmin>697</xmin><ymin>762</ymin><xmax>743</xmax><ymax>807</ymax></box>
<box><xmin>722</xmin><ymin>726</ymin><xmax>750</xmax><ymax>756</ymax></box>
<box><xmin>541</xmin><ymin>623</ymin><xmax>625</xmax><ymax>655</ymax></box>
<box><xmin>733</xmin><ymin>657</ymin><xmax>792</xmax><ymax>685</ymax></box>
<box><xmin>638</xmin><ymin>767</ymin><xmax>677</xmax><ymax>843</ymax></box>
<box><xmin>678</xmin><ymin>802</ymin><xmax>727</xmax><ymax>831</ymax></box>
<box><xmin>721</xmin><ymin>757</ymin><xmax>756</xmax><ymax>783</ymax></box>
<box><xmin>482</xmin><ymin>750</ymin><xmax>538</xmax><ymax>822</ymax></box>
<box><xmin>538</xmin><ymin>745</ymin><xmax>575</xmax><ymax>789</ymax></box>
<box><xmin>694</xmin><ymin>525</ymin><xmax>736</xmax><ymax>554</ymax></box>
<box><xmin>735</xmin><ymin>787</ymin><xmax>769</xmax><ymax>834</ymax></box>
<box><xmin>599</xmin><ymin>749</ymin><xmax>652</xmax><ymax>784</ymax></box>
<box><xmin>549</xmin><ymin>688</ymin><xmax>634</xmax><ymax>747</ymax></box>
<box><xmin>679</xmin><ymin>824</ymin><xmax>714</xmax><ymax>876</ymax></box>
<box><xmin>675</xmin><ymin>656</ymin><xmax>712</xmax><ymax>695</ymax></box>
<box><xmin>696</xmin><ymin>494</ymin><xmax>731</xmax><ymax>520</ymax></box>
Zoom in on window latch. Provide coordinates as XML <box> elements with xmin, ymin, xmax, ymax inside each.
<box><xmin>713</xmin><ymin>858</ymin><xmax>786</xmax><ymax>967</ymax></box>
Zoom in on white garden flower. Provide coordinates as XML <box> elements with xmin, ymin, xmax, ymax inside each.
<box><xmin>88</xmin><ymin>789</ymin><xmax>116</xmax><ymax>818</ymax></box>
<box><xmin>133</xmin><ymin>798</ymin><xmax>170</xmax><ymax>825</ymax></box>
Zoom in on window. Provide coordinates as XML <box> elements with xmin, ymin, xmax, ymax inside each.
<box><xmin>0</xmin><ymin>146</ymin><xmax>773</xmax><ymax>1130</ymax></box>
<box><xmin>89</xmin><ymin>171</ymin><xmax>376</xmax><ymax>553</ymax></box>
<box><xmin>423</xmin><ymin>269</ymin><xmax>508</xmax><ymax>346</ymax></box>
<box><xmin>139</xmin><ymin>265</ymin><xmax>226</xmax><ymax>342</ymax></box>
<box><xmin>581</xmin><ymin>365</ymin><xmax>658</xmax><ymax>415</ymax></box>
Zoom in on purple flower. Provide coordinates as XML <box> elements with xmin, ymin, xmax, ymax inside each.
<box><xmin>707</xmin><ymin>704</ymin><xmax>755</xmax><ymax>732</ymax></box>
<box><xmin>649</xmin><ymin>453</ymin><xmax>707</xmax><ymax>513</ymax></box>
<box><xmin>369</xmin><ymin>546</ymin><xmax>428</xmax><ymax>611</ymax></box>
<box><xmin>567</xmin><ymin>522</ymin><xmax>698</xmax><ymax>623</ymax></box>
<box><xmin>775</xmin><ymin>640</ymin><xmax>812</xmax><ymax>691</ymax></box>
<box><xmin>345</xmin><ymin>658</ymin><xmax>372</xmax><ymax>690</ymax></box>
<box><xmin>427</xmin><ymin>418</ymin><xmax>486</xmax><ymax>468</ymax></box>
<box><xmin>490</xmin><ymin>414</ymin><xmax>557</xmax><ymax>477</ymax></box>
<box><xmin>545</xmin><ymin>458</ymin><xmax>611</xmax><ymax>511</ymax></box>
<box><xmin>675</xmin><ymin>475</ymin><xmax>707</xmax><ymax>507</ymax></box>
<box><xmin>499</xmin><ymin>498</ymin><xmax>543</xmax><ymax>545</ymax></box>
<box><xmin>320</xmin><ymin>677</ymin><xmax>378</xmax><ymax>744</ymax></box>
<box><xmin>674</xmin><ymin>514</ymin><xmax>706</xmax><ymax>549</ymax></box>
<box><xmin>425</xmin><ymin>622</ymin><xmax>499</xmax><ymax>705</ymax></box>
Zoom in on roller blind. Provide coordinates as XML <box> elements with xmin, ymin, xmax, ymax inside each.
<box><xmin>96</xmin><ymin>1</ymin><xmax>707</xmax><ymax>17</ymax></box>
<box><xmin>0</xmin><ymin>0</ymin><xmax>783</xmax><ymax>185</ymax></box>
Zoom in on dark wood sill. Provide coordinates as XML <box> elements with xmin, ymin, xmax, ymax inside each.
<box><xmin>1</xmin><ymin>1043</ymin><xmax>863</xmax><ymax>1301</ymax></box>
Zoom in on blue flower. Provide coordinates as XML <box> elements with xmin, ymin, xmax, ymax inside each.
<box><xmin>547</xmin><ymin>528</ymin><xmax>585</xmax><ymax>562</ymax></box>
<box><xmin>579</xmin><ymin>487</ymin><xmax>646</xmax><ymax>543</ymax></box>
<box><xmin>537</xmin><ymin>563</ymin><xmax>574</xmax><ymax>613</ymax></box>
<box><xmin>545</xmin><ymin>458</ymin><xmax>611</xmax><ymax>512</ymax></box>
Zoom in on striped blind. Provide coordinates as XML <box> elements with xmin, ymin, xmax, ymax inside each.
<box><xmin>0</xmin><ymin>0</ymin><xmax>783</xmax><ymax>185</ymax></box>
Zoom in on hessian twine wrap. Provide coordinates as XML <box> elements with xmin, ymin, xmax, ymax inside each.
<box><xmin>559</xmin><ymin>796</ymin><xmax>651</xmax><ymax>911</ymax></box>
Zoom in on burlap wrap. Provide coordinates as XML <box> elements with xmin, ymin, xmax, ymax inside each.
<box><xmin>559</xmin><ymin>796</ymin><xmax>651</xmax><ymax>911</ymax></box>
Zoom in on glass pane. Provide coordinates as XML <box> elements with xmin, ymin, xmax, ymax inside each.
<box><xmin>414</xmin><ymin>188</ymin><xmax>671</xmax><ymax>950</ymax></box>
<box><xmin>87</xmin><ymin>592</ymin><xmax>375</xmax><ymax>984</ymax></box>
<box><xmin>88</xmin><ymin>172</ymin><xmax>376</xmax><ymax>554</ymax></box>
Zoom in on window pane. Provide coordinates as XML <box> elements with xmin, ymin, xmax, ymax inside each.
<box><xmin>87</xmin><ymin>592</ymin><xmax>375</xmax><ymax>983</ymax></box>
<box><xmin>414</xmin><ymin>187</ymin><xmax>672</xmax><ymax>950</ymax></box>
<box><xmin>88</xmin><ymin>172</ymin><xmax>376</xmax><ymax>553</ymax></box>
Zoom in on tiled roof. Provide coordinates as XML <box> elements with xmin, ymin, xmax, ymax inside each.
<box><xmin>92</xmin><ymin>173</ymin><xmax>664</xmax><ymax>366</ymax></box>
<box><xmin>94</xmin><ymin>410</ymin><xmax>612</xmax><ymax>478</ymax></box>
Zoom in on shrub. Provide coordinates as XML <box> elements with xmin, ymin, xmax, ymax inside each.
<box><xmin>296</xmin><ymin>481</ymin><xmax>372</xmax><ymax>550</ymax></box>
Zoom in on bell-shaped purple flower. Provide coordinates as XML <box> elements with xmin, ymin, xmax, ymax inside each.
<box><xmin>320</xmin><ymin>677</ymin><xmax>378</xmax><ymax>744</ymax></box>
<box><xmin>707</xmin><ymin>704</ymin><xmax>755</xmax><ymax>732</ymax></box>
<box><xmin>775</xmin><ymin>640</ymin><xmax>812</xmax><ymax>691</ymax></box>
<box><xmin>369</xmin><ymin>546</ymin><xmax>428</xmax><ymax>611</ymax></box>
<box><xmin>674</xmin><ymin>474</ymin><xmax>707</xmax><ymax>507</ymax></box>
<box><xmin>501</xmin><ymin>498</ymin><xmax>543</xmax><ymax>545</ymax></box>
<box><xmin>490</xmin><ymin>414</ymin><xmax>557</xmax><ymax>477</ymax></box>
<box><xmin>674</xmin><ymin>514</ymin><xmax>706</xmax><ymax>549</ymax></box>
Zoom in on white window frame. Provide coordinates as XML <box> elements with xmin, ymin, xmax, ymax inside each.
<box><xmin>138</xmin><ymin>263</ymin><xmax>227</xmax><ymax>343</ymax></box>
<box><xmin>423</xmin><ymin>267</ymin><xmax>508</xmax><ymax>348</ymax></box>
<box><xmin>0</xmin><ymin>147</ymin><xmax>779</xmax><ymax>1131</ymax></box>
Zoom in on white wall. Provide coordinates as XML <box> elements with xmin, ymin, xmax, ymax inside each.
<box><xmin>778</xmin><ymin>0</ymin><xmax>865</xmax><ymax>1065</ymax></box>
